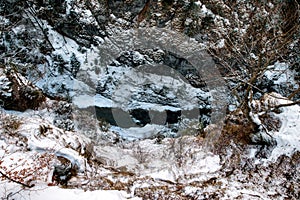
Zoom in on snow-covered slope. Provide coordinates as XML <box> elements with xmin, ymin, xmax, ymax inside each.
<box><xmin>0</xmin><ymin>91</ymin><xmax>299</xmax><ymax>199</ymax></box>
<box><xmin>1</xmin><ymin>0</ymin><xmax>299</xmax><ymax>199</ymax></box>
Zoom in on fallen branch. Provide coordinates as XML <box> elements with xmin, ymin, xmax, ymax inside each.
<box><xmin>275</xmin><ymin>100</ymin><xmax>300</xmax><ymax>109</ymax></box>
<box><xmin>0</xmin><ymin>171</ymin><xmax>35</xmax><ymax>188</ymax></box>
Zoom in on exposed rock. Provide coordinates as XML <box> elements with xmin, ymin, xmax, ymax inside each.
<box><xmin>52</xmin><ymin>156</ymin><xmax>77</xmax><ymax>186</ymax></box>
<box><xmin>95</xmin><ymin>49</ymin><xmax>211</xmax><ymax>134</ymax></box>
<box><xmin>254</xmin><ymin>62</ymin><xmax>300</xmax><ymax>100</ymax></box>
<box><xmin>0</xmin><ymin>67</ymin><xmax>45</xmax><ymax>111</ymax></box>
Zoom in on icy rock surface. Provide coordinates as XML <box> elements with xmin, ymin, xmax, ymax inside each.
<box><xmin>255</xmin><ymin>62</ymin><xmax>300</xmax><ymax>100</ymax></box>
<box><xmin>93</xmin><ymin>49</ymin><xmax>212</xmax><ymax>139</ymax></box>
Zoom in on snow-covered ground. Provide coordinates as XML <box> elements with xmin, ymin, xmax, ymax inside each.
<box><xmin>0</xmin><ymin>91</ymin><xmax>299</xmax><ymax>199</ymax></box>
<box><xmin>0</xmin><ymin>183</ymin><xmax>141</xmax><ymax>200</ymax></box>
<box><xmin>250</xmin><ymin>93</ymin><xmax>300</xmax><ymax>163</ymax></box>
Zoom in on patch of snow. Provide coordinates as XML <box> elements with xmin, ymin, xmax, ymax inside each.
<box><xmin>268</xmin><ymin>103</ymin><xmax>300</xmax><ymax>161</ymax></box>
<box><xmin>0</xmin><ymin>70</ymin><xmax>12</xmax><ymax>98</ymax></box>
<box><xmin>29</xmin><ymin>187</ymin><xmax>138</xmax><ymax>200</ymax></box>
<box><xmin>264</xmin><ymin>62</ymin><xmax>298</xmax><ymax>87</ymax></box>
<box><xmin>4</xmin><ymin>116</ymin><xmax>90</xmax><ymax>173</ymax></box>
<box><xmin>72</xmin><ymin>94</ymin><xmax>95</xmax><ymax>109</ymax></box>
<box><xmin>223</xmin><ymin>18</ymin><xmax>230</xmax><ymax>26</ymax></box>
<box><xmin>250</xmin><ymin>53</ymin><xmax>258</xmax><ymax>60</ymax></box>
<box><xmin>12</xmin><ymin>24</ymin><xmax>26</xmax><ymax>34</ymax></box>
<box><xmin>249</xmin><ymin>112</ymin><xmax>262</xmax><ymax>126</ymax></box>
<box><xmin>110</xmin><ymin>14</ymin><xmax>117</xmax><ymax>21</ymax></box>
<box><xmin>200</xmin><ymin>5</ymin><xmax>210</xmax><ymax>15</ymax></box>
<box><xmin>252</xmin><ymin>93</ymin><xmax>300</xmax><ymax>163</ymax></box>
<box><xmin>185</xmin><ymin>18</ymin><xmax>193</xmax><ymax>26</ymax></box>
<box><xmin>73</xmin><ymin>94</ymin><xmax>118</xmax><ymax>109</ymax></box>
<box><xmin>110</xmin><ymin>124</ymin><xmax>164</xmax><ymax>140</ymax></box>
<box><xmin>128</xmin><ymin>101</ymin><xmax>180</xmax><ymax>112</ymax></box>
<box><xmin>248</xmin><ymin>148</ymin><xmax>257</xmax><ymax>158</ymax></box>
<box><xmin>95</xmin><ymin>94</ymin><xmax>116</xmax><ymax>108</ymax></box>
<box><xmin>0</xmin><ymin>16</ymin><xmax>10</xmax><ymax>25</ymax></box>
<box><xmin>0</xmin><ymin>183</ymin><xmax>140</xmax><ymax>200</ymax></box>
<box><xmin>93</xmin><ymin>145</ymin><xmax>139</xmax><ymax>170</ymax></box>
<box><xmin>65</xmin><ymin>0</ymin><xmax>72</xmax><ymax>15</ymax></box>
<box><xmin>47</xmin><ymin>25</ymin><xmax>84</xmax><ymax>62</ymax></box>
<box><xmin>194</xmin><ymin>1</ymin><xmax>202</xmax><ymax>6</ymax></box>
<box><xmin>216</xmin><ymin>39</ymin><xmax>225</xmax><ymax>48</ymax></box>
<box><xmin>228</xmin><ymin>104</ymin><xmax>237</xmax><ymax>112</ymax></box>
<box><xmin>32</xmin><ymin>21</ymin><xmax>104</xmax><ymax>99</ymax></box>
<box><xmin>150</xmin><ymin>168</ymin><xmax>177</xmax><ymax>183</ymax></box>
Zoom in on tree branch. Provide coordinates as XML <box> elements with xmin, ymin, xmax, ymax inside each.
<box><xmin>275</xmin><ymin>100</ymin><xmax>300</xmax><ymax>109</ymax></box>
<box><xmin>0</xmin><ymin>170</ymin><xmax>35</xmax><ymax>188</ymax></box>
